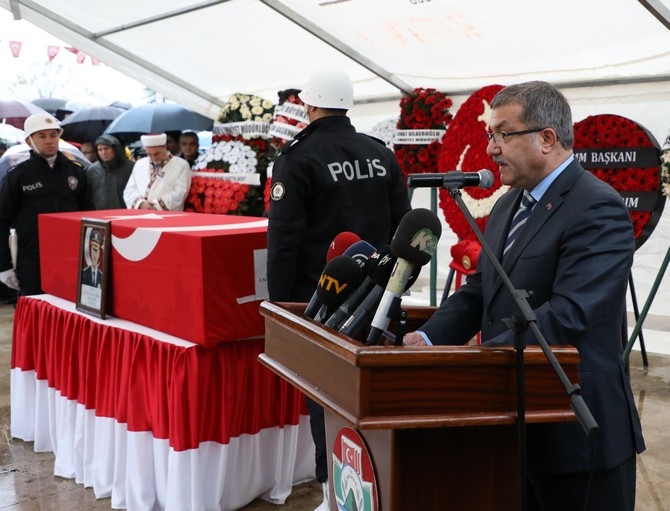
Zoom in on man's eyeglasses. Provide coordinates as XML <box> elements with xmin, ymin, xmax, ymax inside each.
<box><xmin>486</xmin><ymin>128</ymin><xmax>547</xmax><ymax>145</ymax></box>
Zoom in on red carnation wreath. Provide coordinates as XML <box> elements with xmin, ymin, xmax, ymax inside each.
<box><xmin>394</xmin><ymin>88</ymin><xmax>453</xmax><ymax>180</ymax></box>
<box><xmin>438</xmin><ymin>84</ymin><xmax>506</xmax><ymax>243</ymax></box>
<box><xmin>573</xmin><ymin>114</ymin><xmax>665</xmax><ymax>249</ymax></box>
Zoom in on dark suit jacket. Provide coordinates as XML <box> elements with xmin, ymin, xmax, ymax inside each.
<box><xmin>421</xmin><ymin>160</ymin><xmax>645</xmax><ymax>474</ymax></box>
<box><xmin>81</xmin><ymin>266</ymin><xmax>103</xmax><ymax>288</ymax></box>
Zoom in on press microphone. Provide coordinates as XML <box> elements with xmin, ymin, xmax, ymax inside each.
<box><xmin>342</xmin><ymin>240</ymin><xmax>377</xmax><ymax>268</ymax></box>
<box><xmin>338</xmin><ymin>251</ymin><xmax>421</xmax><ymax>338</ymax></box>
<box><xmin>407</xmin><ymin>169</ymin><xmax>494</xmax><ymax>190</ymax></box>
<box><xmin>312</xmin><ymin>255</ymin><xmax>365</xmax><ymax>323</ymax></box>
<box><xmin>304</xmin><ymin>232</ymin><xmax>361</xmax><ymax>319</ymax></box>
<box><xmin>324</xmin><ymin>246</ymin><xmax>388</xmax><ymax>330</ymax></box>
<box><xmin>365</xmin><ymin>208</ymin><xmax>442</xmax><ymax>345</ymax></box>
<box><xmin>327</xmin><ymin>231</ymin><xmax>361</xmax><ymax>262</ymax></box>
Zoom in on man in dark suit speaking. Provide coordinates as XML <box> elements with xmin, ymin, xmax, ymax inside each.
<box><xmin>404</xmin><ymin>81</ymin><xmax>645</xmax><ymax>510</ymax></box>
<box><xmin>81</xmin><ymin>228</ymin><xmax>103</xmax><ymax>288</ymax></box>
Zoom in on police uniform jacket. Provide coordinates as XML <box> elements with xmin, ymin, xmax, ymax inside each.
<box><xmin>267</xmin><ymin>115</ymin><xmax>411</xmax><ymax>302</ymax></box>
<box><xmin>0</xmin><ymin>150</ymin><xmax>89</xmax><ymax>295</ymax></box>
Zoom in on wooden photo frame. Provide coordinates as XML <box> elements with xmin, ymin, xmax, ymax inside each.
<box><xmin>76</xmin><ymin>219</ymin><xmax>111</xmax><ymax>319</ymax></box>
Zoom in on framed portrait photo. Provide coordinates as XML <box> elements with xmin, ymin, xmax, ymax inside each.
<box><xmin>76</xmin><ymin>219</ymin><xmax>111</xmax><ymax>319</ymax></box>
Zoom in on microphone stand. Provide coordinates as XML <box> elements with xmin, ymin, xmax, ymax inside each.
<box><xmin>444</xmin><ymin>186</ymin><xmax>599</xmax><ymax>510</ymax></box>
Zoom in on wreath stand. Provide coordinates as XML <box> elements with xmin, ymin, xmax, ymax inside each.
<box><xmin>623</xmin><ymin>245</ymin><xmax>670</xmax><ymax>364</ymax></box>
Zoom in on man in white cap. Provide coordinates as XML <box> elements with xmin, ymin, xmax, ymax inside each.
<box><xmin>123</xmin><ymin>133</ymin><xmax>191</xmax><ymax>211</ymax></box>
<box><xmin>0</xmin><ymin>112</ymin><xmax>90</xmax><ymax>295</ymax></box>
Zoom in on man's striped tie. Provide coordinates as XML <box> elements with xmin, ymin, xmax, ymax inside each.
<box><xmin>503</xmin><ymin>191</ymin><xmax>536</xmax><ymax>257</ymax></box>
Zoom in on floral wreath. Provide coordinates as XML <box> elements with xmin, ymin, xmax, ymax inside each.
<box><xmin>438</xmin><ymin>84</ymin><xmax>505</xmax><ymax>243</ymax></box>
<box><xmin>573</xmin><ymin>114</ymin><xmax>665</xmax><ymax>248</ymax></box>
<box><xmin>218</xmin><ymin>93</ymin><xmax>275</xmax><ymax>125</ymax></box>
<box><xmin>185</xmin><ymin>93</ymin><xmax>277</xmax><ymax>216</ymax></box>
<box><xmin>394</xmin><ymin>88</ymin><xmax>453</xmax><ymax>180</ymax></box>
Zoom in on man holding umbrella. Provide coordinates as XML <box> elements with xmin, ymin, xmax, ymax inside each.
<box><xmin>0</xmin><ymin>113</ymin><xmax>90</xmax><ymax>295</ymax></box>
<box><xmin>123</xmin><ymin>133</ymin><xmax>191</xmax><ymax>211</ymax></box>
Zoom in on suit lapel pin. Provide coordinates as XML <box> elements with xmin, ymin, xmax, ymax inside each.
<box><xmin>545</xmin><ymin>202</ymin><xmax>553</xmax><ymax>210</ymax></box>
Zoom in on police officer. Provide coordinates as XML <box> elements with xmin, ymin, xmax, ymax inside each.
<box><xmin>267</xmin><ymin>67</ymin><xmax>411</xmax><ymax>511</ymax></box>
<box><xmin>0</xmin><ymin>113</ymin><xmax>90</xmax><ymax>296</ymax></box>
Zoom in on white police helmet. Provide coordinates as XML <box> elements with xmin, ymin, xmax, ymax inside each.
<box><xmin>24</xmin><ymin>113</ymin><xmax>63</xmax><ymax>138</ymax></box>
<box><xmin>298</xmin><ymin>67</ymin><xmax>354</xmax><ymax>110</ymax></box>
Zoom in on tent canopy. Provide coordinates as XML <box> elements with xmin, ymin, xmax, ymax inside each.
<box><xmin>1</xmin><ymin>0</ymin><xmax>669</xmax><ymax>122</ymax></box>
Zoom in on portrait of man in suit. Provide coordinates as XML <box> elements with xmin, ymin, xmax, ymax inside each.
<box><xmin>81</xmin><ymin>228</ymin><xmax>104</xmax><ymax>289</ymax></box>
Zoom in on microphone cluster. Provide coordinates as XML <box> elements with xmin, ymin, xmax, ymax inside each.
<box><xmin>302</xmin><ymin>208</ymin><xmax>442</xmax><ymax>345</ymax></box>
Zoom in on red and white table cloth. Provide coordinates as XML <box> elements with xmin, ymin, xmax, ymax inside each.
<box><xmin>10</xmin><ymin>294</ymin><xmax>314</xmax><ymax>510</ymax></box>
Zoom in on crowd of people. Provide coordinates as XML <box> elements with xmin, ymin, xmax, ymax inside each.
<box><xmin>0</xmin><ymin>111</ymin><xmax>200</xmax><ymax>299</ymax></box>
<box><xmin>0</xmin><ymin>69</ymin><xmax>647</xmax><ymax>511</ymax></box>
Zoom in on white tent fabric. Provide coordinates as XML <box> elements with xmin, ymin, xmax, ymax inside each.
<box><xmin>1</xmin><ymin>0</ymin><xmax>669</xmax><ymax>121</ymax></box>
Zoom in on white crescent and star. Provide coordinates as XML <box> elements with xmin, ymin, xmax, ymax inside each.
<box><xmin>97</xmin><ymin>213</ymin><xmax>268</xmax><ymax>262</ymax></box>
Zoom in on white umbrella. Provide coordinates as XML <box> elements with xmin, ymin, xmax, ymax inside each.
<box><xmin>0</xmin><ymin>123</ymin><xmax>25</xmax><ymax>146</ymax></box>
<box><xmin>0</xmin><ymin>140</ymin><xmax>89</xmax><ymax>181</ymax></box>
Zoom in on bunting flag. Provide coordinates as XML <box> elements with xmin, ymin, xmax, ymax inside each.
<box><xmin>0</xmin><ymin>40</ymin><xmax>100</xmax><ymax>64</ymax></box>
<box><xmin>47</xmin><ymin>45</ymin><xmax>60</xmax><ymax>61</ymax></box>
<box><xmin>9</xmin><ymin>40</ymin><xmax>22</xmax><ymax>58</ymax></box>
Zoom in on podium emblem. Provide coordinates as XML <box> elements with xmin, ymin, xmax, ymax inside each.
<box><xmin>332</xmin><ymin>427</ymin><xmax>379</xmax><ymax>511</ymax></box>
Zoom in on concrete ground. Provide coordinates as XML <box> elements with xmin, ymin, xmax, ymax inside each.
<box><xmin>1</xmin><ymin>301</ymin><xmax>669</xmax><ymax>510</ymax></box>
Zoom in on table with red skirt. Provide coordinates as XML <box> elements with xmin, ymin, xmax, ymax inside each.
<box><xmin>10</xmin><ymin>294</ymin><xmax>314</xmax><ymax>511</ymax></box>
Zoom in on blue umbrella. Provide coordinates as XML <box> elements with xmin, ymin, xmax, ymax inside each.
<box><xmin>104</xmin><ymin>103</ymin><xmax>214</xmax><ymax>144</ymax></box>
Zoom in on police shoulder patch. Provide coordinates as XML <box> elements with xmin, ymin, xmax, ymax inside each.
<box><xmin>271</xmin><ymin>182</ymin><xmax>286</xmax><ymax>201</ymax></box>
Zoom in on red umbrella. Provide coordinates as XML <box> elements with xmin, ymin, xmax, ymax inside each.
<box><xmin>0</xmin><ymin>100</ymin><xmax>48</xmax><ymax>129</ymax></box>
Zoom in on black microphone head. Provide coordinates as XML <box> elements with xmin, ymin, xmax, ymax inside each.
<box><xmin>390</xmin><ymin>208</ymin><xmax>442</xmax><ymax>266</ymax></box>
<box><xmin>405</xmin><ymin>265</ymin><xmax>422</xmax><ymax>291</ymax></box>
<box><xmin>477</xmin><ymin>169</ymin><xmax>495</xmax><ymax>190</ymax></box>
<box><xmin>370</xmin><ymin>249</ymin><xmax>396</xmax><ymax>286</ymax></box>
<box><xmin>362</xmin><ymin>244</ymin><xmax>389</xmax><ymax>277</ymax></box>
<box><xmin>315</xmin><ymin>255</ymin><xmax>365</xmax><ymax>308</ymax></box>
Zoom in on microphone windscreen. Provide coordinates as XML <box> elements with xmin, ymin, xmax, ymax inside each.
<box><xmin>327</xmin><ymin>231</ymin><xmax>361</xmax><ymax>262</ymax></box>
<box><xmin>315</xmin><ymin>255</ymin><xmax>365</xmax><ymax>308</ymax></box>
<box><xmin>390</xmin><ymin>208</ymin><xmax>442</xmax><ymax>266</ymax></box>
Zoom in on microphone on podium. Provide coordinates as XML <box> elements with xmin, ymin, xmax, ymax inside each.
<box><xmin>326</xmin><ymin>231</ymin><xmax>361</xmax><ymax>261</ymax></box>
<box><xmin>324</xmin><ymin>246</ymin><xmax>388</xmax><ymax>330</ymax></box>
<box><xmin>337</xmin><ymin>250</ymin><xmax>420</xmax><ymax>338</ymax></box>
<box><xmin>312</xmin><ymin>255</ymin><xmax>365</xmax><ymax>323</ymax></box>
<box><xmin>304</xmin><ymin>232</ymin><xmax>361</xmax><ymax>319</ymax></box>
<box><xmin>365</xmin><ymin>208</ymin><xmax>442</xmax><ymax>345</ymax></box>
<box><xmin>407</xmin><ymin>169</ymin><xmax>494</xmax><ymax>190</ymax></box>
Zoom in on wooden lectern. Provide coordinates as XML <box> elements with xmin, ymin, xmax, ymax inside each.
<box><xmin>258</xmin><ymin>302</ymin><xmax>579</xmax><ymax>510</ymax></box>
